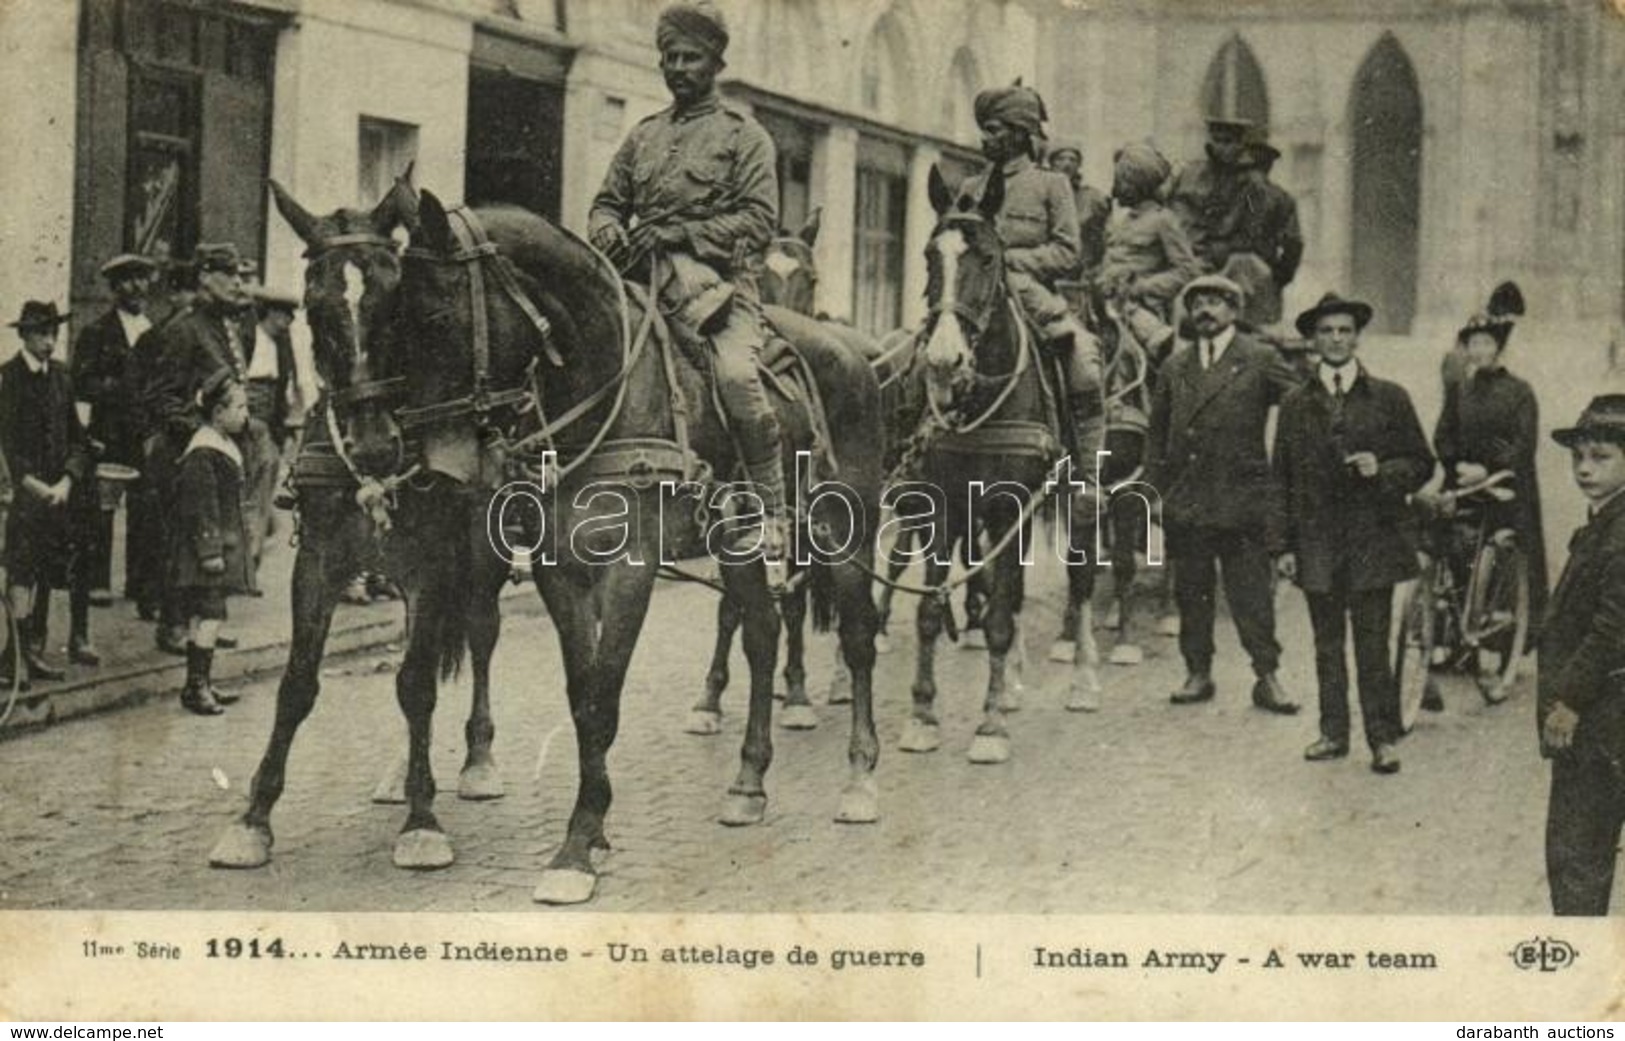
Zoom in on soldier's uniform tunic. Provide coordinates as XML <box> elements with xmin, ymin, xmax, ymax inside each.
<box><xmin>587</xmin><ymin>94</ymin><xmax>784</xmax><ymax>508</ymax></box>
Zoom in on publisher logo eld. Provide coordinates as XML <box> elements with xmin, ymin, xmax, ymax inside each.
<box><xmin>1509</xmin><ymin>937</ymin><xmax>1578</xmax><ymax>972</ymax></box>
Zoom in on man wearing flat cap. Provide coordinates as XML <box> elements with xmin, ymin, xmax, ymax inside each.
<box><xmin>588</xmin><ymin>0</ymin><xmax>789</xmax><ymax>554</ymax></box>
<box><xmin>1274</xmin><ymin>293</ymin><xmax>1432</xmax><ymax>775</ymax></box>
<box><xmin>144</xmin><ymin>242</ymin><xmax>253</xmax><ymax>650</ymax></box>
<box><xmin>0</xmin><ymin>301</ymin><xmax>89</xmax><ymax>684</ymax></box>
<box><xmin>72</xmin><ymin>254</ymin><xmax>167</xmax><ymax>623</ymax></box>
<box><xmin>1167</xmin><ymin>116</ymin><xmax>1271</xmax><ymax>276</ymax></box>
<box><xmin>1146</xmin><ymin>273</ymin><xmax>1302</xmax><ymax>714</ymax></box>
<box><xmin>961</xmin><ymin>81</ymin><xmax>1106</xmax><ymax>466</ymax></box>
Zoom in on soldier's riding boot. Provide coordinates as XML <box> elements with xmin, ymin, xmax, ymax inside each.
<box><xmin>736</xmin><ymin>414</ymin><xmax>789</xmax><ymax>564</ymax></box>
<box><xmin>180</xmin><ymin>644</ymin><xmax>224</xmax><ymax>716</ymax></box>
<box><xmin>1046</xmin><ymin>316</ymin><xmax>1107</xmax><ymax>462</ymax></box>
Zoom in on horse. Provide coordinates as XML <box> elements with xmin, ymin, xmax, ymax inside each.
<box><xmin>373</xmin><ymin>188</ymin><xmax>886</xmax><ymax>903</ymax></box>
<box><xmin>690</xmin><ymin>208</ymin><xmax>862</xmax><ymax>732</ymax></box>
<box><xmin>1047</xmin><ymin>293</ymin><xmax>1168</xmax><ymax>677</ymax></box>
<box><xmin>895</xmin><ymin>163</ymin><xmax>1101</xmax><ymax>763</ymax></box>
<box><xmin>207</xmin><ymin>175</ymin><xmax>515</xmax><ymax>876</ymax></box>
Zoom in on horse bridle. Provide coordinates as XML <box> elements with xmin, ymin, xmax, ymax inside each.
<box><xmin>924</xmin><ymin>214</ymin><xmax>1001</xmax><ymax>347</ymax></box>
<box><xmin>397</xmin><ymin>206</ymin><xmax>560</xmax><ymax>433</ymax></box>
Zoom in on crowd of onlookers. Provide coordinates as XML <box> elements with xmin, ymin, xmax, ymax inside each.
<box><xmin>0</xmin><ymin>246</ymin><xmax>396</xmax><ymax>711</ymax></box>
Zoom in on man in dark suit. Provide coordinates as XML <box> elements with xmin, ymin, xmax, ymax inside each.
<box><xmin>1275</xmin><ymin>293</ymin><xmax>1433</xmax><ymax>775</ymax></box>
<box><xmin>1146</xmin><ymin>274</ymin><xmax>1301</xmax><ymax>712</ymax></box>
<box><xmin>145</xmin><ymin>243</ymin><xmax>252</xmax><ymax>652</ymax></box>
<box><xmin>0</xmin><ymin>302</ymin><xmax>90</xmax><ymax>684</ymax></box>
<box><xmin>241</xmin><ymin>285</ymin><xmax>299</xmax><ymax>587</ymax></box>
<box><xmin>1540</xmin><ymin>394</ymin><xmax>1625</xmax><ymax>914</ymax></box>
<box><xmin>72</xmin><ymin>254</ymin><xmax>166</xmax><ymax>628</ymax></box>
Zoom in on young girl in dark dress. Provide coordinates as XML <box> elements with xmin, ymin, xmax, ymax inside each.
<box><xmin>172</xmin><ymin>370</ymin><xmax>252</xmax><ymax>715</ymax></box>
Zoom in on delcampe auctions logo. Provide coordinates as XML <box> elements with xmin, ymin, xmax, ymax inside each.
<box><xmin>1509</xmin><ymin>937</ymin><xmax>1578</xmax><ymax>972</ymax></box>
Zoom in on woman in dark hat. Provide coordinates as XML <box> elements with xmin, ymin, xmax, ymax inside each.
<box><xmin>1433</xmin><ymin>310</ymin><xmax>1549</xmax><ymax>645</ymax></box>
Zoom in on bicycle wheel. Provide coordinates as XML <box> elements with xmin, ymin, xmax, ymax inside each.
<box><xmin>1394</xmin><ymin>569</ymin><xmax>1437</xmax><ymax>734</ymax></box>
<box><xmin>1465</xmin><ymin>537</ymin><xmax>1530</xmax><ymax>704</ymax></box>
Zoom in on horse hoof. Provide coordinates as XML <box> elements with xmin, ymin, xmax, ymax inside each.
<box><xmin>457</xmin><ymin>762</ymin><xmax>505</xmax><ymax>801</ymax></box>
<box><xmin>826</xmin><ymin>679</ymin><xmax>854</xmax><ymax>705</ymax></box>
<box><xmin>719</xmin><ymin>791</ymin><xmax>768</xmax><ymax>827</ymax></box>
<box><xmin>1102</xmin><ymin>604</ymin><xmax>1122</xmax><ymax>631</ymax></box>
<box><xmin>684</xmin><ymin>709</ymin><xmax>723</xmax><ymax>736</ymax></box>
<box><xmin>370</xmin><ymin>758</ymin><xmax>408</xmax><ymax>805</ymax></box>
<box><xmin>533</xmin><ymin>868</ymin><xmax>597</xmax><ymax>905</ymax></box>
<box><xmin>1156</xmin><ymin>615</ymin><xmax>1181</xmax><ymax>637</ymax></box>
<box><xmin>779</xmin><ymin>704</ymin><xmax>819</xmax><ymax>730</ymax></box>
<box><xmin>1001</xmin><ymin>686</ymin><xmax>1023</xmax><ymax>713</ymax></box>
<box><xmin>961</xmin><ymin>630</ymin><xmax>987</xmax><ymax>650</ymax></box>
<box><xmin>1048</xmin><ymin>640</ymin><xmax>1076</xmax><ymax>664</ymax></box>
<box><xmin>835</xmin><ymin>778</ymin><xmax>880</xmax><ymax>824</ymax></box>
<box><xmin>898</xmin><ymin>719</ymin><xmax>941</xmax><ymax>753</ymax></box>
<box><xmin>393</xmin><ymin>829</ymin><xmax>455</xmax><ymax>870</ymax></box>
<box><xmin>1067</xmin><ymin>680</ymin><xmax>1103</xmax><ymax>713</ymax></box>
<box><xmin>208</xmin><ymin>822</ymin><xmax>272</xmax><ymax>869</ymax></box>
<box><xmin>874</xmin><ymin>633</ymin><xmax>893</xmax><ymax>656</ymax></box>
<box><xmin>1109</xmin><ymin>643</ymin><xmax>1144</xmax><ymax>666</ymax></box>
<box><xmin>967</xmin><ymin>733</ymin><xmax>1011</xmax><ymax>764</ymax></box>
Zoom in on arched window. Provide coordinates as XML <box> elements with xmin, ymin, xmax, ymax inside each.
<box><xmin>859</xmin><ymin>13</ymin><xmax>911</xmax><ymax>122</ymax></box>
<box><xmin>1200</xmin><ymin>34</ymin><xmax>1269</xmax><ymax>127</ymax></box>
<box><xmin>1349</xmin><ymin>33</ymin><xmax>1423</xmax><ymax>334</ymax></box>
<box><xmin>941</xmin><ymin>47</ymin><xmax>982</xmax><ymax>136</ymax></box>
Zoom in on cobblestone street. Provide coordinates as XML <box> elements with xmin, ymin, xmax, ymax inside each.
<box><xmin>0</xmin><ymin>547</ymin><xmax>1564</xmax><ymax>915</ymax></box>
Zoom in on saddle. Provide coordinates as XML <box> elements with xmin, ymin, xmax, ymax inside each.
<box><xmin>625</xmin><ymin>281</ymin><xmax>839</xmax><ymax>486</ymax></box>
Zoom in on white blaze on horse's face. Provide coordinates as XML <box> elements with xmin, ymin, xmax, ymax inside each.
<box><xmin>342</xmin><ymin>261</ymin><xmax>368</xmax><ymax>375</ymax></box>
<box><xmin>764</xmin><ymin>250</ymin><xmax>800</xmax><ymax>283</ymax></box>
<box><xmin>925</xmin><ymin>228</ymin><xmax>971</xmax><ymax>374</ymax></box>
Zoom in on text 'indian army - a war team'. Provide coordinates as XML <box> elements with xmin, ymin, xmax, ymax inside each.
<box><xmin>5</xmin><ymin>0</ymin><xmax>1623</xmax><ymax>918</ymax></box>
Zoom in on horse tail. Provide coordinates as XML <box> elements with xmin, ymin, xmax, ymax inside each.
<box><xmin>808</xmin><ymin>562</ymin><xmax>837</xmax><ymax>634</ymax></box>
<box><xmin>435</xmin><ymin>598</ymin><xmax>469</xmax><ymax>682</ymax></box>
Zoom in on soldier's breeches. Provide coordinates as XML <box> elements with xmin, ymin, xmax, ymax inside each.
<box><xmin>1008</xmin><ymin>272</ymin><xmax>1070</xmax><ymax>331</ymax></box>
<box><xmin>712</xmin><ymin>307</ymin><xmax>786</xmax><ymax>515</ymax></box>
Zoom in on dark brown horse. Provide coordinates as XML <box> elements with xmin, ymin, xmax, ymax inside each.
<box><xmin>375</xmin><ymin>189</ymin><xmax>885</xmax><ymax>902</ymax></box>
<box><xmin>690</xmin><ymin>209</ymin><xmax>860</xmax><ymax>732</ymax></box>
<box><xmin>896</xmin><ymin>164</ymin><xmax>1101</xmax><ymax>762</ymax></box>
<box><xmin>207</xmin><ymin>176</ymin><xmax>513</xmax><ymax>875</ymax></box>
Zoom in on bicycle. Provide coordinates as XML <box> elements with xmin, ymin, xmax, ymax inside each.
<box><xmin>1394</xmin><ymin>470</ymin><xmax>1531</xmax><ymax>732</ymax></box>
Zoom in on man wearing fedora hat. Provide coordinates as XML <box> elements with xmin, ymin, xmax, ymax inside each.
<box><xmin>1541</xmin><ymin>394</ymin><xmax>1625</xmax><ymax>913</ymax></box>
<box><xmin>1275</xmin><ymin>292</ymin><xmax>1432</xmax><ymax>775</ymax></box>
<box><xmin>0</xmin><ymin>301</ymin><xmax>90</xmax><ymax>684</ymax></box>
<box><xmin>72</xmin><ymin>254</ymin><xmax>167</xmax><ymax>629</ymax></box>
<box><xmin>1147</xmin><ymin>273</ymin><xmax>1302</xmax><ymax>713</ymax></box>
<box><xmin>145</xmin><ymin>242</ymin><xmax>253</xmax><ymax>652</ymax></box>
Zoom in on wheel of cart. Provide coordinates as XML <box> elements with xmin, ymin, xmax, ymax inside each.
<box><xmin>1394</xmin><ymin>470</ymin><xmax>1527</xmax><ymax>732</ymax></box>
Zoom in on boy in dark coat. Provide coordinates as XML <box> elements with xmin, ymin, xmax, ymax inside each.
<box><xmin>1541</xmin><ymin>394</ymin><xmax>1625</xmax><ymax>914</ymax></box>
<box><xmin>171</xmin><ymin>370</ymin><xmax>252</xmax><ymax>715</ymax></box>
<box><xmin>1274</xmin><ymin>293</ymin><xmax>1434</xmax><ymax>775</ymax></box>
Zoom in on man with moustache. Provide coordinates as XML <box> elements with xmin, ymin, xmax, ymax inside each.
<box><xmin>1146</xmin><ymin>274</ymin><xmax>1302</xmax><ymax>713</ymax></box>
<box><xmin>72</xmin><ymin>254</ymin><xmax>165</xmax><ymax>627</ymax></box>
<box><xmin>588</xmin><ymin>0</ymin><xmax>786</xmax><ymax>556</ymax></box>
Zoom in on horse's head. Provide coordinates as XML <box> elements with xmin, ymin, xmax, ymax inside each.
<box><xmin>922</xmin><ymin>164</ymin><xmax>1007</xmax><ymax>386</ymax></box>
<box><xmin>270</xmin><ymin>173</ymin><xmax>414</xmax><ymax>476</ymax></box>
<box><xmin>761</xmin><ymin>208</ymin><xmax>821</xmax><ymax>315</ymax></box>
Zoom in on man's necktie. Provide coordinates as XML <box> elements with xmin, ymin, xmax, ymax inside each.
<box><xmin>1203</xmin><ymin>341</ymin><xmax>1215</xmax><ymax>370</ymax></box>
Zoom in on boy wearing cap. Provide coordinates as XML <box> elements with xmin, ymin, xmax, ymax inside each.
<box><xmin>242</xmin><ymin>286</ymin><xmax>299</xmax><ymax>581</ymax></box>
<box><xmin>1541</xmin><ymin>394</ymin><xmax>1625</xmax><ymax>914</ymax></box>
<box><xmin>1275</xmin><ymin>293</ymin><xmax>1433</xmax><ymax>775</ymax></box>
<box><xmin>145</xmin><ymin>243</ymin><xmax>251</xmax><ymax>652</ymax></box>
<box><xmin>0</xmin><ymin>302</ymin><xmax>90</xmax><ymax>684</ymax></box>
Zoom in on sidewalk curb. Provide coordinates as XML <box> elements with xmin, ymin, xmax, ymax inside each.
<box><xmin>0</xmin><ymin>584</ymin><xmax>545</xmax><ymax>739</ymax></box>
